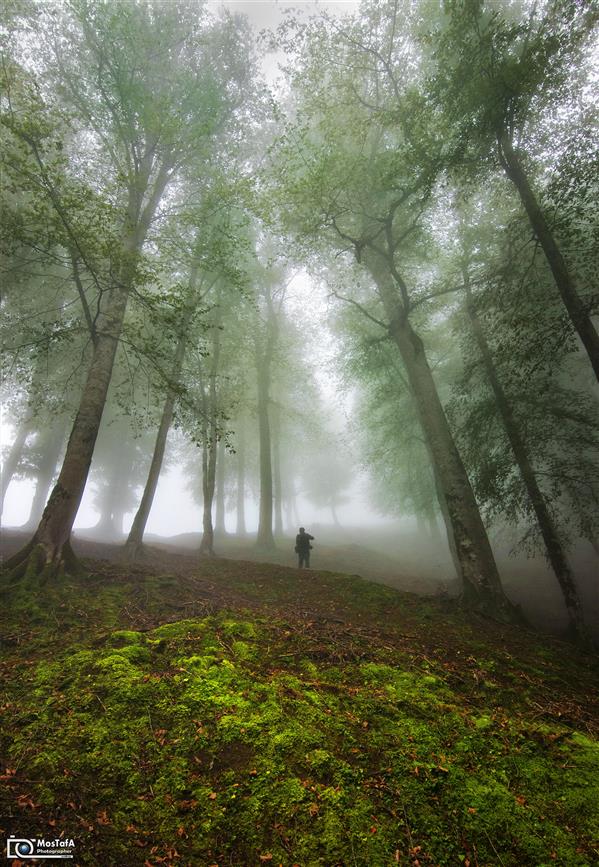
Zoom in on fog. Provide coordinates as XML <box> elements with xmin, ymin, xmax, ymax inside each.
<box><xmin>1</xmin><ymin>0</ymin><xmax>598</xmax><ymax>646</ymax></box>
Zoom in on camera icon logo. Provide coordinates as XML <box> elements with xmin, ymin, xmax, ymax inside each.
<box><xmin>6</xmin><ymin>838</ymin><xmax>35</xmax><ymax>859</ymax></box>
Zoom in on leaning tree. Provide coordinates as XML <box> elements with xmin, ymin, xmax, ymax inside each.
<box><xmin>3</xmin><ymin>0</ymin><xmax>255</xmax><ymax>580</ymax></box>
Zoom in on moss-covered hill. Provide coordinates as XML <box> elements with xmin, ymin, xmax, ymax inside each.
<box><xmin>1</xmin><ymin>549</ymin><xmax>598</xmax><ymax>866</ymax></box>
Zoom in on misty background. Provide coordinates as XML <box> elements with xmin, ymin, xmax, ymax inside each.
<box><xmin>1</xmin><ymin>0</ymin><xmax>598</xmax><ymax>640</ymax></box>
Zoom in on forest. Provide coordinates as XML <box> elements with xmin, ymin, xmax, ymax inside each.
<box><xmin>1</xmin><ymin>1</ymin><xmax>598</xmax><ymax>865</ymax></box>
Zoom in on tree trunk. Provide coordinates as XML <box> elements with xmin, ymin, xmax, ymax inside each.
<box><xmin>285</xmin><ymin>478</ymin><xmax>298</xmax><ymax>533</ymax></box>
<box><xmin>330</xmin><ymin>499</ymin><xmax>341</xmax><ymax>528</ymax></box>
<box><xmin>256</xmin><ymin>358</ymin><xmax>275</xmax><ymax>550</ymax></box>
<box><xmin>292</xmin><ymin>491</ymin><xmax>300</xmax><ymax>529</ymax></box>
<box><xmin>24</xmin><ymin>422</ymin><xmax>67</xmax><ymax>530</ymax></box>
<box><xmin>432</xmin><ymin>466</ymin><xmax>460</xmax><ymax>580</ymax></box>
<box><xmin>214</xmin><ymin>437</ymin><xmax>227</xmax><ymax>536</ymax></box>
<box><xmin>199</xmin><ymin>424</ymin><xmax>218</xmax><ymax>556</ymax></box>
<box><xmin>426</xmin><ymin>505</ymin><xmax>442</xmax><ymax>543</ymax></box>
<box><xmin>125</xmin><ymin>327</ymin><xmax>188</xmax><ymax>559</ymax></box>
<box><xmin>465</xmin><ymin>281</ymin><xmax>586</xmax><ymax>637</ymax></box>
<box><xmin>4</xmin><ymin>162</ymin><xmax>172</xmax><ymax>581</ymax></box>
<box><xmin>1</xmin><ymin>410</ymin><xmax>34</xmax><ymax>519</ymax></box>
<box><xmin>272</xmin><ymin>401</ymin><xmax>284</xmax><ymax>538</ymax></box>
<box><xmin>2</xmin><ymin>323</ymin><xmax>68</xmax><ymax>520</ymax></box>
<box><xmin>235</xmin><ymin>417</ymin><xmax>247</xmax><ymax>537</ymax></box>
<box><xmin>94</xmin><ymin>490</ymin><xmax>124</xmax><ymax>537</ymax></box>
<box><xmin>395</xmin><ymin>317</ymin><xmax>515</xmax><ymax>615</ymax></box>
<box><xmin>366</xmin><ymin>256</ymin><xmax>516</xmax><ymax>619</ymax></box>
<box><xmin>93</xmin><ymin>437</ymin><xmax>132</xmax><ymax>538</ymax></box>
<box><xmin>285</xmin><ymin>490</ymin><xmax>294</xmax><ymax>535</ymax></box>
<box><xmin>498</xmin><ymin>132</ymin><xmax>599</xmax><ymax>384</ymax></box>
<box><xmin>199</xmin><ymin>311</ymin><xmax>222</xmax><ymax>557</ymax></box>
<box><xmin>4</xmin><ymin>282</ymin><xmax>130</xmax><ymax>580</ymax></box>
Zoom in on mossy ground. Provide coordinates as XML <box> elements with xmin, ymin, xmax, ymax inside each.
<box><xmin>1</xmin><ymin>549</ymin><xmax>598</xmax><ymax>866</ymax></box>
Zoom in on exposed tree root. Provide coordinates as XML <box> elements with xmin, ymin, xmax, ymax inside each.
<box><xmin>2</xmin><ymin>536</ymin><xmax>84</xmax><ymax>586</ymax></box>
<box><xmin>199</xmin><ymin>546</ymin><xmax>216</xmax><ymax>558</ymax></box>
<box><xmin>459</xmin><ymin>588</ymin><xmax>528</xmax><ymax>628</ymax></box>
<box><xmin>563</xmin><ymin>619</ymin><xmax>595</xmax><ymax>651</ymax></box>
<box><xmin>122</xmin><ymin>539</ymin><xmax>146</xmax><ymax>563</ymax></box>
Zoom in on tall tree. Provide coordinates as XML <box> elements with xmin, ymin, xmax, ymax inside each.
<box><xmin>429</xmin><ymin>0</ymin><xmax>599</xmax><ymax>381</ymax></box>
<box><xmin>214</xmin><ymin>437</ymin><xmax>228</xmax><ymax>536</ymax></box>
<box><xmin>234</xmin><ymin>412</ymin><xmax>248</xmax><ymax>537</ymax></box>
<box><xmin>23</xmin><ymin>422</ymin><xmax>68</xmax><ymax>532</ymax></box>
<box><xmin>123</xmin><ymin>263</ymin><xmax>204</xmax><ymax>559</ymax></box>
<box><xmin>461</xmin><ymin>262</ymin><xmax>587</xmax><ymax>636</ymax></box>
<box><xmin>253</xmin><ymin>265</ymin><xmax>288</xmax><ymax>551</ymax></box>
<box><xmin>3</xmin><ymin>0</ymin><xmax>254</xmax><ymax>579</ymax></box>
<box><xmin>198</xmin><ymin>295</ymin><xmax>225</xmax><ymax>556</ymax></box>
<box><xmin>271</xmin><ymin>1</ymin><xmax>519</xmax><ymax>618</ymax></box>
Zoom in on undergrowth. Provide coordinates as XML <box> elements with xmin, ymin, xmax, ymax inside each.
<box><xmin>0</xmin><ymin>564</ymin><xmax>598</xmax><ymax>866</ymax></box>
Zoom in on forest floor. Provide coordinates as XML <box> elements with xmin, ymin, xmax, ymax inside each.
<box><xmin>1</xmin><ymin>531</ymin><xmax>598</xmax><ymax>866</ymax></box>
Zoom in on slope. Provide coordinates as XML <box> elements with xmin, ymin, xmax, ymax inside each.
<box><xmin>0</xmin><ymin>540</ymin><xmax>598</xmax><ymax>866</ymax></box>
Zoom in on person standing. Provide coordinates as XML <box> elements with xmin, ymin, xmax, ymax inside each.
<box><xmin>295</xmin><ymin>526</ymin><xmax>314</xmax><ymax>569</ymax></box>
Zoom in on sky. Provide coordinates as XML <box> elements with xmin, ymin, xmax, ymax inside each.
<box><xmin>209</xmin><ymin>0</ymin><xmax>359</xmax><ymax>87</ymax></box>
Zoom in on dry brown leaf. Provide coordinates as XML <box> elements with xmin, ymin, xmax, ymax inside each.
<box><xmin>96</xmin><ymin>810</ymin><xmax>111</xmax><ymax>825</ymax></box>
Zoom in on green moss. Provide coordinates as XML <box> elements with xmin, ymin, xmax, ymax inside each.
<box><xmin>151</xmin><ymin>619</ymin><xmax>207</xmax><ymax>639</ymax></box>
<box><xmin>231</xmin><ymin>640</ymin><xmax>255</xmax><ymax>659</ymax></box>
<box><xmin>221</xmin><ymin>618</ymin><xmax>257</xmax><ymax>639</ymax></box>
<box><xmin>108</xmin><ymin>630</ymin><xmax>145</xmax><ymax>646</ymax></box>
<box><xmin>1</xmin><ymin>567</ymin><xmax>597</xmax><ymax>867</ymax></box>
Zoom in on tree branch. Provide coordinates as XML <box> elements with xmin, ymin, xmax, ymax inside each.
<box><xmin>69</xmin><ymin>250</ymin><xmax>97</xmax><ymax>344</ymax></box>
<box><xmin>330</xmin><ymin>290</ymin><xmax>388</xmax><ymax>330</ymax></box>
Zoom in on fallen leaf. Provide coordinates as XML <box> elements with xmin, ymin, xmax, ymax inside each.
<box><xmin>16</xmin><ymin>794</ymin><xmax>39</xmax><ymax>810</ymax></box>
<box><xmin>259</xmin><ymin>855</ymin><xmax>273</xmax><ymax>862</ymax></box>
<box><xmin>0</xmin><ymin>768</ymin><xmax>16</xmax><ymax>781</ymax></box>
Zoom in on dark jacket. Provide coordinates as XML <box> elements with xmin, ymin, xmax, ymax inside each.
<box><xmin>295</xmin><ymin>532</ymin><xmax>314</xmax><ymax>553</ymax></box>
